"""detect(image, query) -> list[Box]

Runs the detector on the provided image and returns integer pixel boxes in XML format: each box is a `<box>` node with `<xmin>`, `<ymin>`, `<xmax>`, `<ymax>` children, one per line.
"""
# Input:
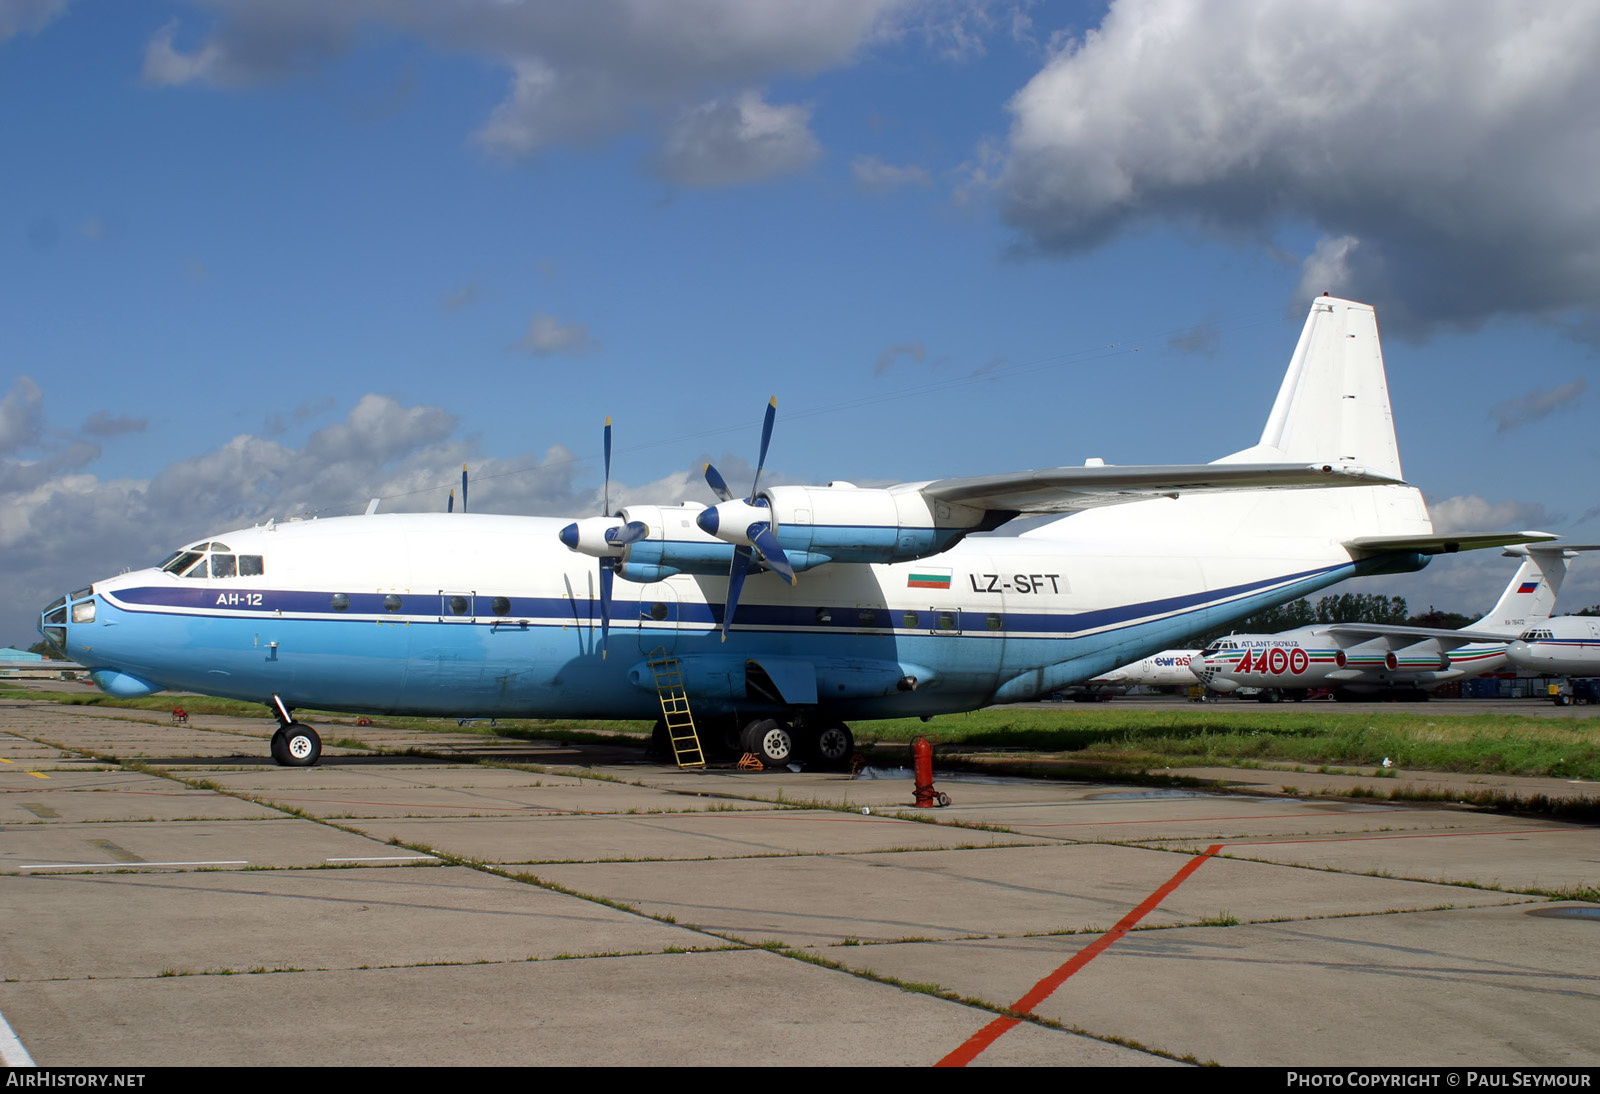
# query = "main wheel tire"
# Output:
<box><xmin>741</xmin><ymin>718</ymin><xmax>794</xmax><ymax>766</ymax></box>
<box><xmin>273</xmin><ymin>723</ymin><xmax>321</xmax><ymax>767</ymax></box>
<box><xmin>647</xmin><ymin>718</ymin><xmax>670</xmax><ymax>758</ymax></box>
<box><xmin>812</xmin><ymin>721</ymin><xmax>855</xmax><ymax>769</ymax></box>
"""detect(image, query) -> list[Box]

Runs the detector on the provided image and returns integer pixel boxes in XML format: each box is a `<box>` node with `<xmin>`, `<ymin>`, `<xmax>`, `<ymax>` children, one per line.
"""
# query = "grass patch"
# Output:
<box><xmin>866</xmin><ymin>707</ymin><xmax>1600</xmax><ymax>781</ymax></box>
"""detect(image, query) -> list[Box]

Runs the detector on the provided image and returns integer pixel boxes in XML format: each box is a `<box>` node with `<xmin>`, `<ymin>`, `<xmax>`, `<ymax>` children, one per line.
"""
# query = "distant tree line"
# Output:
<box><xmin>1187</xmin><ymin>593</ymin><xmax>1459</xmax><ymax>647</ymax></box>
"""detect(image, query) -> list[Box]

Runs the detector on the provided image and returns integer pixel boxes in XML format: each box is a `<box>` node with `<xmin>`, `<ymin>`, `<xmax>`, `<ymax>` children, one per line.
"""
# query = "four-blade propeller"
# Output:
<box><xmin>557</xmin><ymin>401</ymin><xmax>796</xmax><ymax>650</ymax></box>
<box><xmin>556</xmin><ymin>418</ymin><xmax>649</xmax><ymax>656</ymax></box>
<box><xmin>697</xmin><ymin>397</ymin><xmax>796</xmax><ymax>640</ymax></box>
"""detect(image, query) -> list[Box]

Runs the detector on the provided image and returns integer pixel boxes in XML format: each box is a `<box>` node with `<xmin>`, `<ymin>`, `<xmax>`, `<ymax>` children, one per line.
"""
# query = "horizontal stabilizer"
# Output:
<box><xmin>922</xmin><ymin>461</ymin><xmax>1399</xmax><ymax>515</ymax></box>
<box><xmin>1510</xmin><ymin>542</ymin><xmax>1600</xmax><ymax>557</ymax></box>
<box><xmin>1344</xmin><ymin>531</ymin><xmax>1557</xmax><ymax>557</ymax></box>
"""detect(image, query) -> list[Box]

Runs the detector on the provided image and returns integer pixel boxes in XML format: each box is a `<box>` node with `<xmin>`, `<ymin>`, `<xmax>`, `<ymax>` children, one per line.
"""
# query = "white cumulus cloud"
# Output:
<box><xmin>999</xmin><ymin>0</ymin><xmax>1600</xmax><ymax>333</ymax></box>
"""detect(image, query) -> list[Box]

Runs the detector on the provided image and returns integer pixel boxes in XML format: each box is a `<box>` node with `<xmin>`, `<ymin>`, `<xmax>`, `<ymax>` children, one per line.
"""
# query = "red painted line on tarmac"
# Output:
<box><xmin>936</xmin><ymin>843</ymin><xmax>1223</xmax><ymax>1068</ymax></box>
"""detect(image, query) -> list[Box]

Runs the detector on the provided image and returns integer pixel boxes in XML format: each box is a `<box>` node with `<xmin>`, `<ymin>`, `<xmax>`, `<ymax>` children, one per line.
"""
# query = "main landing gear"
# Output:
<box><xmin>738</xmin><ymin>715</ymin><xmax>855</xmax><ymax>770</ymax></box>
<box><xmin>268</xmin><ymin>695</ymin><xmax>322</xmax><ymax>767</ymax></box>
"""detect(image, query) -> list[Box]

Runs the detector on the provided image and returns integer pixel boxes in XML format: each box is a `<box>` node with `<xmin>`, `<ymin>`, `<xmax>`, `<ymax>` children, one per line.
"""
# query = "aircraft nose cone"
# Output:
<box><xmin>558</xmin><ymin>523</ymin><xmax>579</xmax><ymax>550</ymax></box>
<box><xmin>696</xmin><ymin>507</ymin><xmax>720</xmax><ymax>536</ymax></box>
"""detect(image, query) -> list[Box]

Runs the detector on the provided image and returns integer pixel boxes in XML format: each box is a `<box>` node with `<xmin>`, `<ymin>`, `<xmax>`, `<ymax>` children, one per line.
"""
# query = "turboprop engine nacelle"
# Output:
<box><xmin>558</xmin><ymin>516</ymin><xmax>647</xmax><ymax>558</ymax></box>
<box><xmin>695</xmin><ymin>483</ymin><xmax>991</xmax><ymax>567</ymax></box>
<box><xmin>609</xmin><ymin>502</ymin><xmax>738</xmax><ymax>582</ymax></box>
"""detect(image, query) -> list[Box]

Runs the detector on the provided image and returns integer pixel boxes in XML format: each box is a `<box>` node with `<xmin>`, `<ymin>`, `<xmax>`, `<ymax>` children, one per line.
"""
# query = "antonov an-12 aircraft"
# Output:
<box><xmin>39</xmin><ymin>297</ymin><xmax>1550</xmax><ymax>766</ymax></box>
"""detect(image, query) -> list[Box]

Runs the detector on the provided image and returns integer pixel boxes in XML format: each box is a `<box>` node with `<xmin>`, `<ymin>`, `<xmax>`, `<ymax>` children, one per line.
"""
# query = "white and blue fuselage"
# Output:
<box><xmin>48</xmin><ymin>508</ymin><xmax>1410</xmax><ymax>723</ymax></box>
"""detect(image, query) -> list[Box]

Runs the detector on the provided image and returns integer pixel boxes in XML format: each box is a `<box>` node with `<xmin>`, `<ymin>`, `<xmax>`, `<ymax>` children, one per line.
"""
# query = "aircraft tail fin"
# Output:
<box><xmin>1217</xmin><ymin>295</ymin><xmax>1403</xmax><ymax>480</ymax></box>
<box><xmin>1472</xmin><ymin>544</ymin><xmax>1600</xmax><ymax>632</ymax></box>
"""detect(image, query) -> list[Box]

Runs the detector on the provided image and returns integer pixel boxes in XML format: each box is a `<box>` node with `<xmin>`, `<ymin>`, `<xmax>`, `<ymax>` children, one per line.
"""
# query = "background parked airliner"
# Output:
<box><xmin>1189</xmin><ymin>545</ymin><xmax>1592</xmax><ymax>701</ymax></box>
<box><xmin>40</xmin><ymin>297</ymin><xmax>1548</xmax><ymax>765</ymax></box>
<box><xmin>1509</xmin><ymin>616</ymin><xmax>1600</xmax><ymax>678</ymax></box>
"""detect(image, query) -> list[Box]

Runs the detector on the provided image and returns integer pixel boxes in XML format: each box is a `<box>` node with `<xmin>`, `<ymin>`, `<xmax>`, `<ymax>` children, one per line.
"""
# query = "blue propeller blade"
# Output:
<box><xmin>704</xmin><ymin>462</ymin><xmax>733</xmax><ymax>503</ymax></box>
<box><xmin>721</xmin><ymin>546</ymin><xmax>752</xmax><ymax>641</ymax></box>
<box><xmin>607</xmin><ymin>520</ymin><xmax>650</xmax><ymax>547</ymax></box>
<box><xmin>599</xmin><ymin>558</ymin><xmax>615</xmax><ymax>656</ymax></box>
<box><xmin>750</xmin><ymin>524</ymin><xmax>796</xmax><ymax>585</ymax></box>
<box><xmin>603</xmin><ymin>417</ymin><xmax>612</xmax><ymax>515</ymax></box>
<box><xmin>751</xmin><ymin>396</ymin><xmax>776</xmax><ymax>497</ymax></box>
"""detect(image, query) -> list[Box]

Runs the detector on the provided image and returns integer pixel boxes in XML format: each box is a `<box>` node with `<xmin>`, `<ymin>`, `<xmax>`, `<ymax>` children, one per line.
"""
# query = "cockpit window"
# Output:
<box><xmin>164</xmin><ymin>551</ymin><xmax>202</xmax><ymax>575</ymax></box>
<box><xmin>162</xmin><ymin>545</ymin><xmax>265</xmax><ymax>578</ymax></box>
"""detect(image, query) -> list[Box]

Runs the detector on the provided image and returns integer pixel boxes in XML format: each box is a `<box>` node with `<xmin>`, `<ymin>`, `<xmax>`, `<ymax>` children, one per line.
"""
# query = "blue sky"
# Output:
<box><xmin>5</xmin><ymin>0</ymin><xmax>1600</xmax><ymax>645</ymax></box>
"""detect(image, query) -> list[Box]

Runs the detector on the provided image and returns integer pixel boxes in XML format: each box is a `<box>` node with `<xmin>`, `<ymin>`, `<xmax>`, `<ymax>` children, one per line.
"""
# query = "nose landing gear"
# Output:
<box><xmin>268</xmin><ymin>695</ymin><xmax>322</xmax><ymax>767</ymax></box>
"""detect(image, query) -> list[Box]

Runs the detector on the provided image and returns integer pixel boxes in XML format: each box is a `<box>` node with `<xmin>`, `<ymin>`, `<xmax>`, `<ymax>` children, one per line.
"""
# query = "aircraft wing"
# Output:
<box><xmin>1344</xmin><ymin>531</ymin><xmax>1558</xmax><ymax>556</ymax></box>
<box><xmin>1323</xmin><ymin>623</ymin><xmax>1512</xmax><ymax>652</ymax></box>
<box><xmin>918</xmin><ymin>461</ymin><xmax>1399</xmax><ymax>515</ymax></box>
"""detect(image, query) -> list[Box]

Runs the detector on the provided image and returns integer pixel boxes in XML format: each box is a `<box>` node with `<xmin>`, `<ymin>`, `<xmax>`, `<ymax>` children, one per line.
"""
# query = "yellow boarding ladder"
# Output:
<box><xmin>647</xmin><ymin>647</ymin><xmax>705</xmax><ymax>768</ymax></box>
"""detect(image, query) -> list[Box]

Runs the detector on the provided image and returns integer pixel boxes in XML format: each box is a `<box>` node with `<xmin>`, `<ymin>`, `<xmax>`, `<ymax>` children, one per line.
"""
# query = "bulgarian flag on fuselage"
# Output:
<box><xmin>908</xmin><ymin>569</ymin><xmax>952</xmax><ymax>590</ymax></box>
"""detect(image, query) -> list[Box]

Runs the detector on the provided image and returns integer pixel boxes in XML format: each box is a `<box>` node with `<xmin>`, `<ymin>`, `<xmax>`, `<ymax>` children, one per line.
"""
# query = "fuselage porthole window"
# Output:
<box><xmin>859</xmin><ymin>608</ymin><xmax>877</xmax><ymax>627</ymax></box>
<box><xmin>815</xmin><ymin>607</ymin><xmax>833</xmax><ymax>624</ymax></box>
<box><xmin>449</xmin><ymin>595</ymin><xmax>470</xmax><ymax>616</ymax></box>
<box><xmin>649</xmin><ymin>602</ymin><xmax>668</xmax><ymax>622</ymax></box>
<box><xmin>491</xmin><ymin>597</ymin><xmax>511</xmax><ymax>617</ymax></box>
<box><xmin>902</xmin><ymin>610</ymin><xmax>919</xmax><ymax>629</ymax></box>
<box><xmin>384</xmin><ymin>594</ymin><xmax>402</xmax><ymax>613</ymax></box>
<box><xmin>330</xmin><ymin>593</ymin><xmax>350</xmax><ymax>612</ymax></box>
<box><xmin>986</xmin><ymin>613</ymin><xmax>1003</xmax><ymax>631</ymax></box>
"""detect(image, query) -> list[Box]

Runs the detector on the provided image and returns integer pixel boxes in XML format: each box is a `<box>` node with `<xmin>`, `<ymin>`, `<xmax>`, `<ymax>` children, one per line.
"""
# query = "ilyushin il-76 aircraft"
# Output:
<box><xmin>1189</xmin><ymin>544</ymin><xmax>1590</xmax><ymax>701</ymax></box>
<box><xmin>39</xmin><ymin>296</ymin><xmax>1551</xmax><ymax>767</ymax></box>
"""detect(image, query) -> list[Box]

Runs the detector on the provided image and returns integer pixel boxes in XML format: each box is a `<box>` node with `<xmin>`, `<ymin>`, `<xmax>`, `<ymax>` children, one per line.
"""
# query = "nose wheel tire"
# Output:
<box><xmin>271</xmin><ymin>723</ymin><xmax>322</xmax><ymax>767</ymax></box>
